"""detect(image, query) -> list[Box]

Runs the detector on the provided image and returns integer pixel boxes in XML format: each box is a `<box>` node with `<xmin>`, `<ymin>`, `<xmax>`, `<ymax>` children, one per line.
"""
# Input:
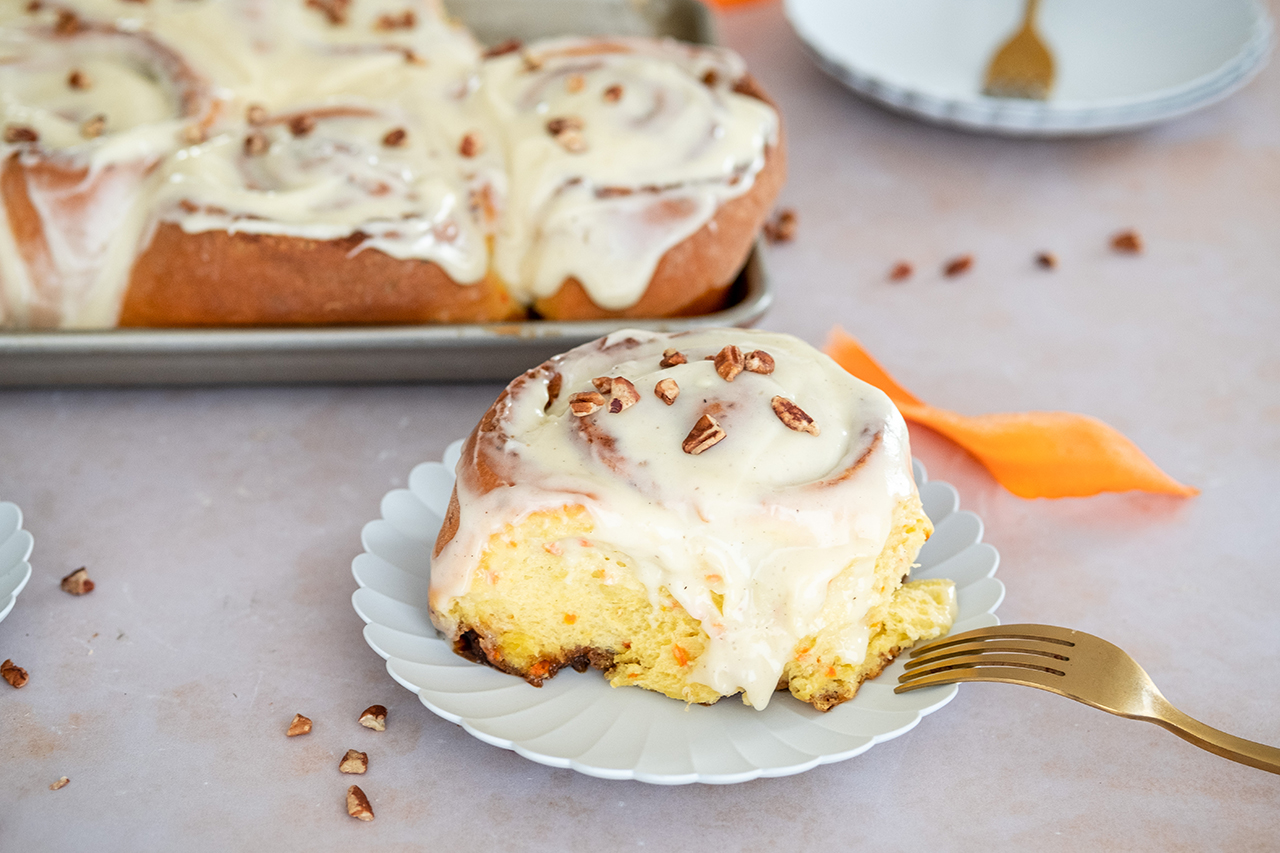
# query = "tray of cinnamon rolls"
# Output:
<box><xmin>0</xmin><ymin>0</ymin><xmax>781</xmax><ymax>385</ymax></box>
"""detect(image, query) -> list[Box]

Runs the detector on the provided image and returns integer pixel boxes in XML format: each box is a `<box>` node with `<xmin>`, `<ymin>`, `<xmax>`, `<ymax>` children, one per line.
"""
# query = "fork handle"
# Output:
<box><xmin>1149</xmin><ymin>695</ymin><xmax>1280</xmax><ymax>774</ymax></box>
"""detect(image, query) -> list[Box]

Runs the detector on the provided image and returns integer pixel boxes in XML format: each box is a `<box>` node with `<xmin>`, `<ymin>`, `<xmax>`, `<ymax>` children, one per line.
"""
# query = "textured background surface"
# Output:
<box><xmin>1</xmin><ymin>1</ymin><xmax>1278</xmax><ymax>848</ymax></box>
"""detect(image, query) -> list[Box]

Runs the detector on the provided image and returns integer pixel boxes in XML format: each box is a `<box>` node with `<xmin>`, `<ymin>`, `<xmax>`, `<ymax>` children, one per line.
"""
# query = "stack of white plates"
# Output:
<box><xmin>785</xmin><ymin>0</ymin><xmax>1273</xmax><ymax>136</ymax></box>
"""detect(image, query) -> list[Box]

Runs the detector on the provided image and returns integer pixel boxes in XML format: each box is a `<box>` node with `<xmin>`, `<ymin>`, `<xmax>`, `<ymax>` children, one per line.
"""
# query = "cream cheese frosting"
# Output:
<box><xmin>430</xmin><ymin>329</ymin><xmax>919</xmax><ymax>709</ymax></box>
<box><xmin>0</xmin><ymin>0</ymin><xmax>778</xmax><ymax>328</ymax></box>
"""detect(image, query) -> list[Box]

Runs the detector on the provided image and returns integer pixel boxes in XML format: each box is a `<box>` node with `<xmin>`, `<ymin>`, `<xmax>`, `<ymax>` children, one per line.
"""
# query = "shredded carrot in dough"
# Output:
<box><xmin>824</xmin><ymin>328</ymin><xmax>1198</xmax><ymax>499</ymax></box>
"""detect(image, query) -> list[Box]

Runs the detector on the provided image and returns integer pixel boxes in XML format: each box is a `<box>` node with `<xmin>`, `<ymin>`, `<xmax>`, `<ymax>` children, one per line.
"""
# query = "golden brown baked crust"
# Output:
<box><xmin>531</xmin><ymin>76</ymin><xmax>786</xmax><ymax>321</ymax></box>
<box><xmin>120</xmin><ymin>224</ymin><xmax>524</xmax><ymax>326</ymax></box>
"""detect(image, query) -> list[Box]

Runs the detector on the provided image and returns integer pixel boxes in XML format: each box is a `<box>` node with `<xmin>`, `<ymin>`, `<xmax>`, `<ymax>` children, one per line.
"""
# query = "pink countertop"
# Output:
<box><xmin>2</xmin><ymin>2</ymin><xmax>1278</xmax><ymax>848</ymax></box>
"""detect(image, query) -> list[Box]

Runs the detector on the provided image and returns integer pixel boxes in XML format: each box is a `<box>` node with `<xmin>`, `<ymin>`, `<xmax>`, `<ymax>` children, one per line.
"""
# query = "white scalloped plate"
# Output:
<box><xmin>352</xmin><ymin>440</ymin><xmax>1003</xmax><ymax>784</ymax></box>
<box><xmin>0</xmin><ymin>502</ymin><xmax>35</xmax><ymax>625</ymax></box>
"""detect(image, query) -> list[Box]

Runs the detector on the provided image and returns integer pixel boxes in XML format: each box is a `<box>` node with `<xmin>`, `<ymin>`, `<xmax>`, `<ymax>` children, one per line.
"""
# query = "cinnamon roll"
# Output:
<box><xmin>430</xmin><ymin>329</ymin><xmax>955</xmax><ymax>711</ymax></box>
<box><xmin>0</xmin><ymin>2</ymin><xmax>783</xmax><ymax>328</ymax></box>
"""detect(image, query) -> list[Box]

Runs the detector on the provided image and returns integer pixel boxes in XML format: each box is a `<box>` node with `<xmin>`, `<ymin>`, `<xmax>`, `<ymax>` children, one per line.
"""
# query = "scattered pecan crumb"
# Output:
<box><xmin>26</xmin><ymin>0</ymin><xmax>42</xmax><ymax>12</ymax></box>
<box><xmin>568</xmin><ymin>391</ymin><xmax>605</xmax><ymax>417</ymax></box>
<box><xmin>61</xmin><ymin>567</ymin><xmax>94</xmax><ymax>595</ymax></box>
<box><xmin>654</xmin><ymin>378</ymin><xmax>680</xmax><ymax>405</ymax></box>
<box><xmin>288</xmin><ymin>114</ymin><xmax>316</xmax><ymax>137</ymax></box>
<box><xmin>4</xmin><ymin>125</ymin><xmax>39</xmax><ymax>144</ymax></box>
<box><xmin>546</xmin><ymin>116</ymin><xmax>584</xmax><ymax>135</ymax></box>
<box><xmin>80</xmin><ymin>114</ymin><xmax>106</xmax><ymax>140</ymax></box>
<box><xmin>771</xmin><ymin>396</ymin><xmax>820</xmax><ymax>436</ymax></box>
<box><xmin>521</xmin><ymin>52</ymin><xmax>543</xmax><ymax>72</ymax></box>
<box><xmin>943</xmin><ymin>254</ymin><xmax>973</xmax><ymax>277</ymax></box>
<box><xmin>1111</xmin><ymin>229</ymin><xmax>1143</xmax><ymax>254</ymax></box>
<box><xmin>346</xmin><ymin>785</ymin><xmax>374</xmax><ymax>821</ymax></box>
<box><xmin>544</xmin><ymin>373</ymin><xmax>562</xmax><ymax>410</ymax></box>
<box><xmin>54</xmin><ymin>9</ymin><xmax>81</xmax><ymax>35</ymax></box>
<box><xmin>382</xmin><ymin>127</ymin><xmax>407</xmax><ymax>148</ymax></box>
<box><xmin>286</xmin><ymin>713</ymin><xmax>312</xmax><ymax>737</ymax></box>
<box><xmin>305</xmin><ymin>0</ymin><xmax>350</xmax><ymax>26</ymax></box>
<box><xmin>888</xmin><ymin>261</ymin><xmax>913</xmax><ymax>282</ymax></box>
<box><xmin>659</xmin><ymin>349</ymin><xmax>687</xmax><ymax>368</ymax></box>
<box><xmin>701</xmin><ymin>69</ymin><xmax>719</xmax><ymax>87</ymax></box>
<box><xmin>565</xmin><ymin>74</ymin><xmax>585</xmax><ymax>94</ymax></box>
<box><xmin>374</xmin><ymin>10</ymin><xmax>415</xmax><ymax>30</ymax></box>
<box><xmin>67</xmin><ymin>69</ymin><xmax>89</xmax><ymax>90</ymax></box>
<box><xmin>50</xmin><ymin>776</ymin><xmax>70</xmax><ymax>791</ymax></box>
<box><xmin>2</xmin><ymin>659</ymin><xmax>29</xmax><ymax>689</ymax></box>
<box><xmin>713</xmin><ymin>345</ymin><xmax>744</xmax><ymax>382</ymax></box>
<box><xmin>1035</xmin><ymin>251</ymin><xmax>1058</xmax><ymax>269</ymax></box>
<box><xmin>762</xmin><ymin>208</ymin><xmax>797</xmax><ymax>243</ymax></box>
<box><xmin>339</xmin><ymin>749</ymin><xmax>368</xmax><ymax>774</ymax></box>
<box><xmin>245</xmin><ymin>104</ymin><xmax>268</xmax><ymax>126</ymax></box>
<box><xmin>359</xmin><ymin>704</ymin><xmax>388</xmax><ymax>731</ymax></box>
<box><xmin>744</xmin><ymin>350</ymin><xmax>774</xmax><ymax>375</ymax></box>
<box><xmin>603</xmin><ymin>84</ymin><xmax>623</xmax><ymax>102</ymax></box>
<box><xmin>181</xmin><ymin>124</ymin><xmax>205</xmax><ymax>144</ymax></box>
<box><xmin>483</xmin><ymin>38</ymin><xmax>522</xmax><ymax>58</ymax></box>
<box><xmin>243</xmin><ymin>131</ymin><xmax>270</xmax><ymax>156</ymax></box>
<box><xmin>458</xmin><ymin>131</ymin><xmax>482</xmax><ymax>157</ymax></box>
<box><xmin>682</xmin><ymin>414</ymin><xmax>726</xmax><ymax>455</ymax></box>
<box><xmin>608</xmin><ymin>377</ymin><xmax>641</xmax><ymax>414</ymax></box>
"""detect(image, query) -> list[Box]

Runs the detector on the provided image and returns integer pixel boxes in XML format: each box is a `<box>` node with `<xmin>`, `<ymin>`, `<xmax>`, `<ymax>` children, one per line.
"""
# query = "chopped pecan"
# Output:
<box><xmin>608</xmin><ymin>377</ymin><xmax>640</xmax><ymax>413</ymax></box>
<box><xmin>305</xmin><ymin>0</ymin><xmax>350</xmax><ymax>26</ymax></box>
<box><xmin>339</xmin><ymin>749</ymin><xmax>368</xmax><ymax>774</ymax></box>
<box><xmin>346</xmin><ymin>785</ymin><xmax>374</xmax><ymax>821</ymax></box>
<box><xmin>771</xmin><ymin>396</ymin><xmax>820</xmax><ymax>436</ymax></box>
<box><xmin>181</xmin><ymin>124</ymin><xmax>206</xmax><ymax>145</ymax></box>
<box><xmin>654</xmin><ymin>378</ymin><xmax>680</xmax><ymax>406</ymax></box>
<box><xmin>243</xmin><ymin>131</ymin><xmax>270</xmax><ymax>156</ymax></box>
<box><xmin>1</xmin><ymin>659</ymin><xmax>28</xmax><ymax>689</ymax></box>
<box><xmin>713</xmin><ymin>345</ymin><xmax>744</xmax><ymax>382</ymax></box>
<box><xmin>1111</xmin><ymin>229</ymin><xmax>1143</xmax><ymax>253</ymax></box>
<box><xmin>546</xmin><ymin>117</ymin><xmax>586</xmax><ymax>153</ymax></box>
<box><xmin>80</xmin><ymin>114</ymin><xmax>106</xmax><ymax>139</ymax></box>
<box><xmin>483</xmin><ymin>38</ymin><xmax>522</xmax><ymax>58</ymax></box>
<box><xmin>568</xmin><ymin>391</ymin><xmax>605</xmax><ymax>417</ymax></box>
<box><xmin>54</xmin><ymin>9</ymin><xmax>81</xmax><ymax>35</ymax></box>
<box><xmin>701</xmin><ymin>69</ymin><xmax>720</xmax><ymax>87</ymax></box>
<box><xmin>50</xmin><ymin>777</ymin><xmax>70</xmax><ymax>790</ymax></box>
<box><xmin>744</xmin><ymin>350</ymin><xmax>774</xmax><ymax>375</ymax></box>
<box><xmin>374</xmin><ymin>10</ymin><xmax>415</xmax><ymax>30</ymax></box>
<box><xmin>286</xmin><ymin>713</ymin><xmax>312</xmax><ymax>737</ymax></box>
<box><xmin>4</xmin><ymin>125</ymin><xmax>38</xmax><ymax>144</ymax></box>
<box><xmin>458</xmin><ymin>131</ymin><xmax>482</xmax><ymax>157</ymax></box>
<box><xmin>67</xmin><ymin>69</ymin><xmax>89</xmax><ymax>90</ymax></box>
<box><xmin>682</xmin><ymin>414</ymin><xmax>726</xmax><ymax>455</ymax></box>
<box><xmin>762</xmin><ymin>208</ymin><xmax>797</xmax><ymax>243</ymax></box>
<box><xmin>943</xmin><ymin>254</ymin><xmax>973</xmax><ymax>277</ymax></box>
<box><xmin>288</xmin><ymin>114</ymin><xmax>316</xmax><ymax>137</ymax></box>
<box><xmin>1036</xmin><ymin>251</ymin><xmax>1058</xmax><ymax>269</ymax></box>
<box><xmin>358</xmin><ymin>704</ymin><xmax>388</xmax><ymax>731</ymax></box>
<box><xmin>61</xmin><ymin>567</ymin><xmax>94</xmax><ymax>595</ymax></box>
<box><xmin>245</xmin><ymin>103</ymin><xmax>268</xmax><ymax>126</ymax></box>
<box><xmin>659</xmin><ymin>349</ymin><xmax>687</xmax><ymax>368</ymax></box>
<box><xmin>565</xmin><ymin>74</ymin><xmax>585</xmax><ymax>94</ymax></box>
<box><xmin>591</xmin><ymin>376</ymin><xmax>613</xmax><ymax>394</ymax></box>
<box><xmin>888</xmin><ymin>261</ymin><xmax>913</xmax><ymax>282</ymax></box>
<box><xmin>382</xmin><ymin>127</ymin><xmax>407</xmax><ymax>148</ymax></box>
<box><xmin>603</xmin><ymin>84</ymin><xmax>624</xmax><ymax>102</ymax></box>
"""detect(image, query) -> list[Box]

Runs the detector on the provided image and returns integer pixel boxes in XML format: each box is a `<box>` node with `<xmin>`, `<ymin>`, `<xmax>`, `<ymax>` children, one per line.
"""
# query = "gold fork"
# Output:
<box><xmin>896</xmin><ymin>623</ymin><xmax>1280</xmax><ymax>774</ymax></box>
<box><xmin>982</xmin><ymin>0</ymin><xmax>1055</xmax><ymax>100</ymax></box>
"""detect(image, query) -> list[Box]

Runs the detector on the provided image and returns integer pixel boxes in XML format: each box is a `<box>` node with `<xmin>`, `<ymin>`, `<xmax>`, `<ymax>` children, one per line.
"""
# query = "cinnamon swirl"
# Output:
<box><xmin>430</xmin><ymin>329</ymin><xmax>955</xmax><ymax>711</ymax></box>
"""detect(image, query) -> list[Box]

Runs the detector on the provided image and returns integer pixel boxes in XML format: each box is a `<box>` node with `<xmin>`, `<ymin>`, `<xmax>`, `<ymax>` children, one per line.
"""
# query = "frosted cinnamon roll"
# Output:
<box><xmin>0</xmin><ymin>4</ymin><xmax>212</xmax><ymax>327</ymax></box>
<box><xmin>430</xmin><ymin>329</ymin><xmax>955</xmax><ymax>711</ymax></box>
<box><xmin>478</xmin><ymin>37</ymin><xmax>785</xmax><ymax>320</ymax></box>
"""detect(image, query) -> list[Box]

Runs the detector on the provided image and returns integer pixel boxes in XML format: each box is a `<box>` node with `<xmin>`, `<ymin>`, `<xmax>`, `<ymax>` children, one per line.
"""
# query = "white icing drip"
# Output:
<box><xmin>430</xmin><ymin>330</ymin><xmax>917</xmax><ymax>710</ymax></box>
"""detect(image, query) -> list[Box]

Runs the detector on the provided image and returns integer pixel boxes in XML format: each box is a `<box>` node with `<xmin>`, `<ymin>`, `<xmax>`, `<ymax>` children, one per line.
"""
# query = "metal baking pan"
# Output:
<box><xmin>0</xmin><ymin>0</ymin><xmax>774</xmax><ymax>387</ymax></box>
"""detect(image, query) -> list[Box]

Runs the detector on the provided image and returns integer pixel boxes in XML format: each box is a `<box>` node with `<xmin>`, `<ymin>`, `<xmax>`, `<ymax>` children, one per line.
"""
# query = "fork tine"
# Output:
<box><xmin>904</xmin><ymin>638</ymin><xmax>1071</xmax><ymax>671</ymax></box>
<box><xmin>895</xmin><ymin>663</ymin><xmax>1066</xmax><ymax>694</ymax></box>
<box><xmin>898</xmin><ymin>652</ymin><xmax>1066</xmax><ymax>683</ymax></box>
<box><xmin>908</xmin><ymin>623</ymin><xmax>1079</xmax><ymax>658</ymax></box>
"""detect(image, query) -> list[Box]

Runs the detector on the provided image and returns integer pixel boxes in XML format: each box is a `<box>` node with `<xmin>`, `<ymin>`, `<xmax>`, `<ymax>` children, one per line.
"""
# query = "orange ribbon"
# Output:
<box><xmin>824</xmin><ymin>328</ymin><xmax>1198</xmax><ymax>499</ymax></box>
